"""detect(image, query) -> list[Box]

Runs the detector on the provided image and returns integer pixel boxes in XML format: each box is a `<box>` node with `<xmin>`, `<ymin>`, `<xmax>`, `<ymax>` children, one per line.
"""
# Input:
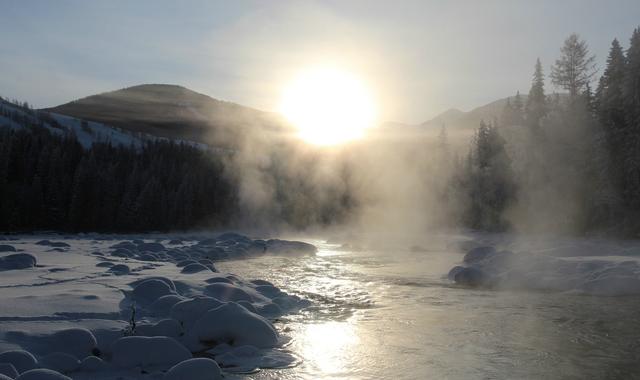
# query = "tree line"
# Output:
<box><xmin>0</xmin><ymin>124</ymin><xmax>237</xmax><ymax>232</ymax></box>
<box><xmin>450</xmin><ymin>27</ymin><xmax>640</xmax><ymax>235</ymax></box>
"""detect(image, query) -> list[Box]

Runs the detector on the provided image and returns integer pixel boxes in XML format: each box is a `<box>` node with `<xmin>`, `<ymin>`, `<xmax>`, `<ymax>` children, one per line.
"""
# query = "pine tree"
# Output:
<box><xmin>551</xmin><ymin>34</ymin><xmax>598</xmax><ymax>97</ymax></box>
<box><xmin>526</xmin><ymin>58</ymin><xmax>547</xmax><ymax>129</ymax></box>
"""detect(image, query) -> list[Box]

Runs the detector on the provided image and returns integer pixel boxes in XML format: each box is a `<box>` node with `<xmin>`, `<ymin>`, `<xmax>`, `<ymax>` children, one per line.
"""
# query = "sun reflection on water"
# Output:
<box><xmin>300</xmin><ymin>321</ymin><xmax>359</xmax><ymax>376</ymax></box>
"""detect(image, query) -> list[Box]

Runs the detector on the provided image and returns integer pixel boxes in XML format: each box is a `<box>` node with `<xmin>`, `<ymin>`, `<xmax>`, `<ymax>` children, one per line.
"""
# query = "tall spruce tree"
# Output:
<box><xmin>526</xmin><ymin>58</ymin><xmax>547</xmax><ymax>129</ymax></box>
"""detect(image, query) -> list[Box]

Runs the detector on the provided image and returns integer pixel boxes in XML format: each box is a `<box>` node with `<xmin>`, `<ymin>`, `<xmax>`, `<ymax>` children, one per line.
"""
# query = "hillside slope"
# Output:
<box><xmin>46</xmin><ymin>84</ymin><xmax>289</xmax><ymax>144</ymax></box>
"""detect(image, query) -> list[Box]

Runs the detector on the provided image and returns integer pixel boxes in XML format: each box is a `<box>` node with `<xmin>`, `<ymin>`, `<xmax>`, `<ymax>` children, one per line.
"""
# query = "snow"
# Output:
<box><xmin>204</xmin><ymin>283</ymin><xmax>255</xmax><ymax>302</ymax></box>
<box><xmin>39</xmin><ymin>352</ymin><xmax>81</xmax><ymax>373</ymax></box>
<box><xmin>110</xmin><ymin>336</ymin><xmax>192</xmax><ymax>369</ymax></box>
<box><xmin>181</xmin><ymin>263</ymin><xmax>212</xmax><ymax>274</ymax></box>
<box><xmin>136</xmin><ymin>319</ymin><xmax>182</xmax><ymax>338</ymax></box>
<box><xmin>0</xmin><ymin>100</ymin><xmax>212</xmax><ymax>151</ymax></box>
<box><xmin>163</xmin><ymin>358</ymin><xmax>222</xmax><ymax>380</ymax></box>
<box><xmin>45</xmin><ymin>329</ymin><xmax>98</xmax><ymax>359</ymax></box>
<box><xmin>131</xmin><ymin>279</ymin><xmax>176</xmax><ymax>304</ymax></box>
<box><xmin>0</xmin><ymin>350</ymin><xmax>37</xmax><ymax>373</ymax></box>
<box><xmin>78</xmin><ymin>356</ymin><xmax>106</xmax><ymax>372</ymax></box>
<box><xmin>0</xmin><ymin>232</ymin><xmax>312</xmax><ymax>378</ymax></box>
<box><xmin>169</xmin><ymin>297</ymin><xmax>224</xmax><ymax>330</ymax></box>
<box><xmin>448</xmin><ymin>237</ymin><xmax>640</xmax><ymax>296</ymax></box>
<box><xmin>16</xmin><ymin>369</ymin><xmax>72</xmax><ymax>380</ymax></box>
<box><xmin>0</xmin><ymin>363</ymin><xmax>18</xmax><ymax>379</ymax></box>
<box><xmin>185</xmin><ymin>302</ymin><xmax>279</xmax><ymax>351</ymax></box>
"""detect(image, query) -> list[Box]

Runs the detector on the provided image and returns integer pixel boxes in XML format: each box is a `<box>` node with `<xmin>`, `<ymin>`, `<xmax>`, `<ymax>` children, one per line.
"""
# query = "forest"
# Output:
<box><xmin>451</xmin><ymin>28</ymin><xmax>640</xmax><ymax>236</ymax></box>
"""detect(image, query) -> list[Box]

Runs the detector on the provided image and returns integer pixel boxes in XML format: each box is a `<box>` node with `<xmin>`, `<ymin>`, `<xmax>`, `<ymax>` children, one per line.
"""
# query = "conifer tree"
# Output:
<box><xmin>551</xmin><ymin>34</ymin><xmax>598</xmax><ymax>97</ymax></box>
<box><xmin>526</xmin><ymin>58</ymin><xmax>547</xmax><ymax>129</ymax></box>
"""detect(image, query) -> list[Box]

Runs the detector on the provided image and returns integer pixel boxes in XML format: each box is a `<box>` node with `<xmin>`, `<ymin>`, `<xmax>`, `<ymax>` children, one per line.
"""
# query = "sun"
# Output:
<box><xmin>279</xmin><ymin>67</ymin><xmax>377</xmax><ymax>146</ymax></box>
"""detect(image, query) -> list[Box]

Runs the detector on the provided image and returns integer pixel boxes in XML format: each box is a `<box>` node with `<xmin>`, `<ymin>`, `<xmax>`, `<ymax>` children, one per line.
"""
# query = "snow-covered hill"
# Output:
<box><xmin>0</xmin><ymin>99</ymin><xmax>212</xmax><ymax>151</ymax></box>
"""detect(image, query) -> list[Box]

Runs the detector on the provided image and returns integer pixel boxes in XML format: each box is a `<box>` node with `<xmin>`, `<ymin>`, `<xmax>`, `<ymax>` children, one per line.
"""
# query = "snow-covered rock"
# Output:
<box><xmin>132</xmin><ymin>279</ymin><xmax>176</xmax><ymax>304</ymax></box>
<box><xmin>452</xmin><ymin>267</ymin><xmax>489</xmax><ymax>287</ymax></box>
<box><xmin>163</xmin><ymin>358</ymin><xmax>222</xmax><ymax>380</ymax></box>
<box><xmin>449</xmin><ymin>245</ymin><xmax>640</xmax><ymax>296</ymax></box>
<box><xmin>137</xmin><ymin>319</ymin><xmax>183</xmax><ymax>338</ymax></box>
<box><xmin>265</xmin><ymin>239</ymin><xmax>317</xmax><ymax>255</ymax></box>
<box><xmin>0</xmin><ymin>254</ymin><xmax>37</xmax><ymax>271</ymax></box>
<box><xmin>137</xmin><ymin>242</ymin><xmax>165</xmax><ymax>253</ymax></box>
<box><xmin>110</xmin><ymin>336</ymin><xmax>192</xmax><ymax>369</ymax></box>
<box><xmin>170</xmin><ymin>297</ymin><xmax>224</xmax><ymax>330</ymax></box>
<box><xmin>45</xmin><ymin>328</ymin><xmax>98</xmax><ymax>359</ymax></box>
<box><xmin>204</xmin><ymin>283</ymin><xmax>253</xmax><ymax>302</ymax></box>
<box><xmin>79</xmin><ymin>356</ymin><xmax>107</xmax><ymax>372</ymax></box>
<box><xmin>39</xmin><ymin>352</ymin><xmax>80</xmax><ymax>374</ymax></box>
<box><xmin>149</xmin><ymin>294</ymin><xmax>185</xmax><ymax>316</ymax></box>
<box><xmin>108</xmin><ymin>264</ymin><xmax>130</xmax><ymax>275</ymax></box>
<box><xmin>0</xmin><ymin>350</ymin><xmax>38</xmax><ymax>373</ymax></box>
<box><xmin>0</xmin><ymin>245</ymin><xmax>16</xmax><ymax>253</ymax></box>
<box><xmin>181</xmin><ymin>263</ymin><xmax>211</xmax><ymax>274</ymax></box>
<box><xmin>186</xmin><ymin>302</ymin><xmax>279</xmax><ymax>351</ymax></box>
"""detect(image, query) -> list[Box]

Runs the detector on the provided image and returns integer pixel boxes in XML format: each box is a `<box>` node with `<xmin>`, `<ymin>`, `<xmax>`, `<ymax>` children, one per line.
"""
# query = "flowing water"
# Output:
<box><xmin>218</xmin><ymin>237</ymin><xmax>640</xmax><ymax>380</ymax></box>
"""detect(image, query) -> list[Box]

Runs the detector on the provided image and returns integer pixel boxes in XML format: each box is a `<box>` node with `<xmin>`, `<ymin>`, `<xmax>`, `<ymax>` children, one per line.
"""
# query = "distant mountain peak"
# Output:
<box><xmin>421</xmin><ymin>96</ymin><xmax>528</xmax><ymax>131</ymax></box>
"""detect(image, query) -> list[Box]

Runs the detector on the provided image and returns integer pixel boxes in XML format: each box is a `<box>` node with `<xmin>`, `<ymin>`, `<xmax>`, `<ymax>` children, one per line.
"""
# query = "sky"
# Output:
<box><xmin>1</xmin><ymin>0</ymin><xmax>639</xmax><ymax>124</ymax></box>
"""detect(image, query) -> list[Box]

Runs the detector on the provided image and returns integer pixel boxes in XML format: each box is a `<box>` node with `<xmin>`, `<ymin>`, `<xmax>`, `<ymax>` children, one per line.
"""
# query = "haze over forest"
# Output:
<box><xmin>4</xmin><ymin>3</ymin><xmax>640</xmax><ymax>380</ymax></box>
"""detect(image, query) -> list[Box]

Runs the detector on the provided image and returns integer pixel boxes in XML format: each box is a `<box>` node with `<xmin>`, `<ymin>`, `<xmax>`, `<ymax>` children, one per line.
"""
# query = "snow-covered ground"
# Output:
<box><xmin>0</xmin><ymin>233</ymin><xmax>316</xmax><ymax>379</ymax></box>
<box><xmin>0</xmin><ymin>100</ymin><xmax>213</xmax><ymax>151</ymax></box>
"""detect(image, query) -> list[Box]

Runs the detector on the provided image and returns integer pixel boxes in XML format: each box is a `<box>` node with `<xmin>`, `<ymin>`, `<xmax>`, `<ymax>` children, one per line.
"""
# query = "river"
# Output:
<box><xmin>218</xmin><ymin>235</ymin><xmax>640</xmax><ymax>380</ymax></box>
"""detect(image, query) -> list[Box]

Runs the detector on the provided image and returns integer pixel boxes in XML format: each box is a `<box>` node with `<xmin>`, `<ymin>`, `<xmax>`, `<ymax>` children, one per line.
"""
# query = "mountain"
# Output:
<box><xmin>421</xmin><ymin>96</ymin><xmax>527</xmax><ymax>131</ymax></box>
<box><xmin>46</xmin><ymin>84</ymin><xmax>289</xmax><ymax>144</ymax></box>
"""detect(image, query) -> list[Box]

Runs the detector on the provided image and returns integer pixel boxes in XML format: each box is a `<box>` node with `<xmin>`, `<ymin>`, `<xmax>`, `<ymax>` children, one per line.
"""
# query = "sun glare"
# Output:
<box><xmin>279</xmin><ymin>67</ymin><xmax>376</xmax><ymax>146</ymax></box>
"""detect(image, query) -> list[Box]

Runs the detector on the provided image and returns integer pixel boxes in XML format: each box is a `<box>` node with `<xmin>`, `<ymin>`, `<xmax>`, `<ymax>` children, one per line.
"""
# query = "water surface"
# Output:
<box><xmin>218</xmin><ymin>238</ymin><xmax>640</xmax><ymax>380</ymax></box>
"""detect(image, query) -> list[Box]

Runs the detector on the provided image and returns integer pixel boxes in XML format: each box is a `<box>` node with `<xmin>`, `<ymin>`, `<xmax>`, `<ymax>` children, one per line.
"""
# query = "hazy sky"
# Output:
<box><xmin>1</xmin><ymin>0</ymin><xmax>639</xmax><ymax>123</ymax></box>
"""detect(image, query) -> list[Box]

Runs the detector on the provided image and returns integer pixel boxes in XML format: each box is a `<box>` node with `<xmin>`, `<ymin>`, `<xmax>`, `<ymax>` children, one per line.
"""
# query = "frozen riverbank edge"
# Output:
<box><xmin>448</xmin><ymin>236</ymin><xmax>640</xmax><ymax>296</ymax></box>
<box><xmin>0</xmin><ymin>232</ymin><xmax>317</xmax><ymax>380</ymax></box>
